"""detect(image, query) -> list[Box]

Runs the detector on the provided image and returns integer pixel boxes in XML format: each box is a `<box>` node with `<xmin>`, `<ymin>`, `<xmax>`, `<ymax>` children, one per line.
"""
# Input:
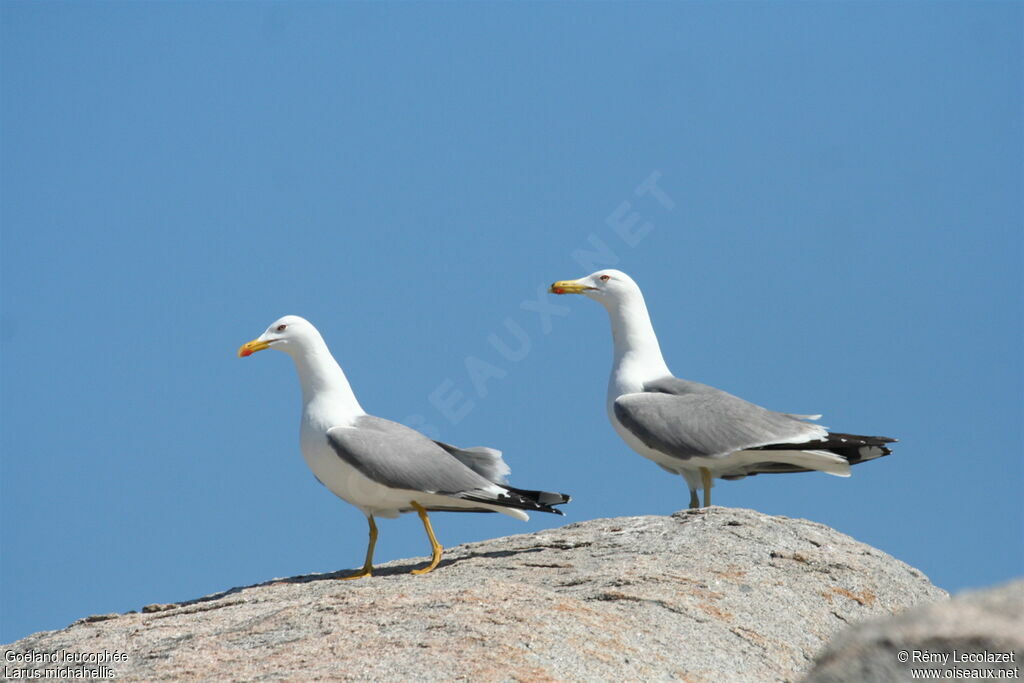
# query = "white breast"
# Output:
<box><xmin>299</xmin><ymin>404</ymin><xmax>408</xmax><ymax>518</ymax></box>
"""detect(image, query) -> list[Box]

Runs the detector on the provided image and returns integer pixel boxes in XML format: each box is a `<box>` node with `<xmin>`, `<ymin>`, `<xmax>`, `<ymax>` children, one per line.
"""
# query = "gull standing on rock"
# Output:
<box><xmin>549</xmin><ymin>270</ymin><xmax>895</xmax><ymax>509</ymax></box>
<box><xmin>239</xmin><ymin>315</ymin><xmax>570</xmax><ymax>578</ymax></box>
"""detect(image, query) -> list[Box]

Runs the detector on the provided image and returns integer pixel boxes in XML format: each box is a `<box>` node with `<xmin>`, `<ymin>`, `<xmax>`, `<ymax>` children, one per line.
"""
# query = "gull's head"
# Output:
<box><xmin>238</xmin><ymin>315</ymin><xmax>319</xmax><ymax>357</ymax></box>
<box><xmin>548</xmin><ymin>269</ymin><xmax>640</xmax><ymax>305</ymax></box>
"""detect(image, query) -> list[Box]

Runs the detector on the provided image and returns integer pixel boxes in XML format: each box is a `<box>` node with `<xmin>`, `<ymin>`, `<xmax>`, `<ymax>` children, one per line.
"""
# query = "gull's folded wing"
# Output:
<box><xmin>613</xmin><ymin>377</ymin><xmax>827</xmax><ymax>461</ymax></box>
<box><xmin>327</xmin><ymin>416</ymin><xmax>493</xmax><ymax>496</ymax></box>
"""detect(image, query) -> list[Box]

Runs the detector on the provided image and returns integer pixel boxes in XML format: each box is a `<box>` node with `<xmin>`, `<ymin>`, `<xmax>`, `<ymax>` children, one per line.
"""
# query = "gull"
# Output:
<box><xmin>238</xmin><ymin>315</ymin><xmax>569</xmax><ymax>578</ymax></box>
<box><xmin>549</xmin><ymin>269</ymin><xmax>894</xmax><ymax>508</ymax></box>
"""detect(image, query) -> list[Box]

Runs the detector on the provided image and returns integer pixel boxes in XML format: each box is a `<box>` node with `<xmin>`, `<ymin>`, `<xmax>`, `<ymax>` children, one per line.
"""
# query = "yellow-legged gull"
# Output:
<box><xmin>549</xmin><ymin>269</ymin><xmax>894</xmax><ymax>508</ymax></box>
<box><xmin>239</xmin><ymin>315</ymin><xmax>570</xmax><ymax>578</ymax></box>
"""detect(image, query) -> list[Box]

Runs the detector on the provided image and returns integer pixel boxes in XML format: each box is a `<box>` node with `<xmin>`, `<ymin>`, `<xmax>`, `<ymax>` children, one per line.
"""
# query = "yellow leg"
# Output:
<box><xmin>409</xmin><ymin>501</ymin><xmax>443</xmax><ymax>575</ymax></box>
<box><xmin>339</xmin><ymin>515</ymin><xmax>377</xmax><ymax>580</ymax></box>
<box><xmin>701</xmin><ymin>468</ymin><xmax>712</xmax><ymax>508</ymax></box>
<box><xmin>688</xmin><ymin>489</ymin><xmax>700</xmax><ymax>509</ymax></box>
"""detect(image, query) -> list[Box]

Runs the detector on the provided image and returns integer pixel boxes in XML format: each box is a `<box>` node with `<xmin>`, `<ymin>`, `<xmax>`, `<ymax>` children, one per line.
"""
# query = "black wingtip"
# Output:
<box><xmin>504</xmin><ymin>485</ymin><xmax>572</xmax><ymax>511</ymax></box>
<box><xmin>461</xmin><ymin>486</ymin><xmax>572</xmax><ymax>516</ymax></box>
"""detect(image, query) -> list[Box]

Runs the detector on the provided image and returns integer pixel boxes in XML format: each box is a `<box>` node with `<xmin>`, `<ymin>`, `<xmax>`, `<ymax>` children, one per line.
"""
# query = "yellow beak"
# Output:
<box><xmin>238</xmin><ymin>339</ymin><xmax>271</xmax><ymax>357</ymax></box>
<box><xmin>549</xmin><ymin>279</ymin><xmax>596</xmax><ymax>295</ymax></box>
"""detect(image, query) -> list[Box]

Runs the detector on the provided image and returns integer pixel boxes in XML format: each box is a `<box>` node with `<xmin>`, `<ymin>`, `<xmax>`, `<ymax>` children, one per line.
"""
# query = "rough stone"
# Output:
<box><xmin>802</xmin><ymin>580</ymin><xmax>1023</xmax><ymax>682</ymax></box>
<box><xmin>2</xmin><ymin>507</ymin><xmax>945</xmax><ymax>682</ymax></box>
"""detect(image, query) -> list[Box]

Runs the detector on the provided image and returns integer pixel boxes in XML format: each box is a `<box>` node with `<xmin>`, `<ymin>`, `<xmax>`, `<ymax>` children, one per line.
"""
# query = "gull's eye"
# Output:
<box><xmin>276</xmin><ymin>324</ymin><xmax>287</xmax><ymax>332</ymax></box>
<box><xmin>599</xmin><ymin>274</ymin><xmax>611</xmax><ymax>282</ymax></box>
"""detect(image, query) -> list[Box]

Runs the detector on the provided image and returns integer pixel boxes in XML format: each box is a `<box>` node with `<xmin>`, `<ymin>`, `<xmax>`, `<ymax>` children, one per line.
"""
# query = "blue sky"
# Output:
<box><xmin>2</xmin><ymin>2</ymin><xmax>1020</xmax><ymax>644</ymax></box>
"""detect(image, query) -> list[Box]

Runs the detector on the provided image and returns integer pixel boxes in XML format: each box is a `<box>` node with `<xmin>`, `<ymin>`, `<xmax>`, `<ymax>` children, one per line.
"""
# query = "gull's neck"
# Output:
<box><xmin>602</xmin><ymin>290</ymin><xmax>671</xmax><ymax>398</ymax></box>
<box><xmin>288</xmin><ymin>338</ymin><xmax>364</xmax><ymax>422</ymax></box>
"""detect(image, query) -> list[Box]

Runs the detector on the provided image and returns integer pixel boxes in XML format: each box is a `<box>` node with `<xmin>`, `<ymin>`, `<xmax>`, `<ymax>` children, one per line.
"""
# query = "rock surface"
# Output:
<box><xmin>802</xmin><ymin>580</ymin><xmax>1023</xmax><ymax>682</ymax></box>
<box><xmin>3</xmin><ymin>508</ymin><xmax>945</xmax><ymax>682</ymax></box>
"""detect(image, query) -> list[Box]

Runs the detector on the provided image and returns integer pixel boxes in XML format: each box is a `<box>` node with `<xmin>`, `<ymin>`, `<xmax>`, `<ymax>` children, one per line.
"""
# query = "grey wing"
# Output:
<box><xmin>613</xmin><ymin>377</ymin><xmax>827</xmax><ymax>460</ymax></box>
<box><xmin>433</xmin><ymin>441</ymin><xmax>511</xmax><ymax>485</ymax></box>
<box><xmin>326</xmin><ymin>416</ymin><xmax>495</xmax><ymax>495</ymax></box>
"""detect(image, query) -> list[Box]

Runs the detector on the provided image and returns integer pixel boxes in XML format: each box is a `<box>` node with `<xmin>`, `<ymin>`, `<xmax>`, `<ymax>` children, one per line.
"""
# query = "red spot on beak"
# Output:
<box><xmin>239</xmin><ymin>347</ymin><xmax>253</xmax><ymax>357</ymax></box>
<box><xmin>554</xmin><ymin>287</ymin><xmax>565</xmax><ymax>294</ymax></box>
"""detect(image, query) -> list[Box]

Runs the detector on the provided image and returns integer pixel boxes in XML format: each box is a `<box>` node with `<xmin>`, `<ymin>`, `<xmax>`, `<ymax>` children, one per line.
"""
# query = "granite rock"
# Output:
<box><xmin>2</xmin><ymin>507</ymin><xmax>946</xmax><ymax>682</ymax></box>
<box><xmin>802</xmin><ymin>579</ymin><xmax>1023</xmax><ymax>682</ymax></box>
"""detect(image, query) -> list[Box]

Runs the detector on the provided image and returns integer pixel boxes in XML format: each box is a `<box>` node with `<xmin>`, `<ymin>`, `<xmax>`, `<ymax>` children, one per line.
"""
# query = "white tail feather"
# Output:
<box><xmin>729</xmin><ymin>449</ymin><xmax>851</xmax><ymax>477</ymax></box>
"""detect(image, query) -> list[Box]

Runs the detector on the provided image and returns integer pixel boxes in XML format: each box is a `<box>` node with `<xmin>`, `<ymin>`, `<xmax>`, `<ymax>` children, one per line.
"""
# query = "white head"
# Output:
<box><xmin>548</xmin><ymin>269</ymin><xmax>643</xmax><ymax>308</ymax></box>
<box><xmin>549</xmin><ymin>268</ymin><xmax>668</xmax><ymax>376</ymax></box>
<box><xmin>237</xmin><ymin>315</ymin><xmax>325</xmax><ymax>357</ymax></box>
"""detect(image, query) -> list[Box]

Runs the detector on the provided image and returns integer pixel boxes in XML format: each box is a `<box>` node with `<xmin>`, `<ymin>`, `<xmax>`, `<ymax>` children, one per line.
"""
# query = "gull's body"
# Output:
<box><xmin>550</xmin><ymin>270</ymin><xmax>894</xmax><ymax>508</ymax></box>
<box><xmin>239</xmin><ymin>316</ymin><xmax>569</xmax><ymax>577</ymax></box>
